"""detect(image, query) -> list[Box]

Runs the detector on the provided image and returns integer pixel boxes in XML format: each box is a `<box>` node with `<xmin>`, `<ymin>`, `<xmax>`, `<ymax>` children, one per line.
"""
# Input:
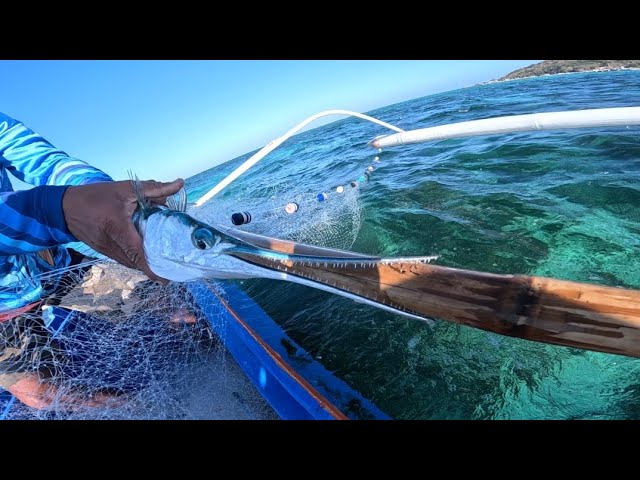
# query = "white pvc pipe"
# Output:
<box><xmin>369</xmin><ymin>107</ymin><xmax>640</xmax><ymax>148</ymax></box>
<box><xmin>195</xmin><ymin>109</ymin><xmax>403</xmax><ymax>207</ymax></box>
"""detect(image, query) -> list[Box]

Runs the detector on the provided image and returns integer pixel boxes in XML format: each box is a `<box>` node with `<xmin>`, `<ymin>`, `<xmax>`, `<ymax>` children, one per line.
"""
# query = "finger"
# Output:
<box><xmin>148</xmin><ymin>195</ymin><xmax>170</xmax><ymax>207</ymax></box>
<box><xmin>87</xmin><ymin>237</ymin><xmax>138</xmax><ymax>271</ymax></box>
<box><xmin>147</xmin><ymin>178</ymin><xmax>185</xmax><ymax>207</ymax></box>
<box><xmin>112</xmin><ymin>220</ymin><xmax>169</xmax><ymax>285</ymax></box>
<box><xmin>142</xmin><ymin>178</ymin><xmax>184</xmax><ymax>200</ymax></box>
<box><xmin>103</xmin><ymin>246</ymin><xmax>137</xmax><ymax>271</ymax></box>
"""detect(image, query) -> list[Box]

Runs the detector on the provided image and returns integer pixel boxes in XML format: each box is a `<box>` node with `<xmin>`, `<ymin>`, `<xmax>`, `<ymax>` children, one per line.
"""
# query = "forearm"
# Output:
<box><xmin>0</xmin><ymin>112</ymin><xmax>113</xmax><ymax>186</ymax></box>
<box><xmin>0</xmin><ymin>186</ymin><xmax>76</xmax><ymax>255</ymax></box>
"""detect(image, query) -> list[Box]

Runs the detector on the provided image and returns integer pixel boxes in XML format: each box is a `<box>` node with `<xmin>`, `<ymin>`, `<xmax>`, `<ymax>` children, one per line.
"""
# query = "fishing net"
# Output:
<box><xmin>0</xmin><ymin>121</ymin><xmax>381</xmax><ymax>420</ymax></box>
<box><xmin>192</xmin><ymin>180</ymin><xmax>364</xmax><ymax>251</ymax></box>
<box><xmin>0</xmin><ymin>257</ymin><xmax>279</xmax><ymax>419</ymax></box>
<box><xmin>187</xmin><ymin>114</ymin><xmax>386</xmax><ymax>252</ymax></box>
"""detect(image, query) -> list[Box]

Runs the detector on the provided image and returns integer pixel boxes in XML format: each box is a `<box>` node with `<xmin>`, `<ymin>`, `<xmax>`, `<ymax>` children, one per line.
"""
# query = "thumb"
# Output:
<box><xmin>142</xmin><ymin>178</ymin><xmax>185</xmax><ymax>198</ymax></box>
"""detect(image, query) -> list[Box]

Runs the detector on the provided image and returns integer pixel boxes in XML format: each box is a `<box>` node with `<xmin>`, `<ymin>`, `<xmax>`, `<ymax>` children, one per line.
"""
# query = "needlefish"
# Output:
<box><xmin>131</xmin><ymin>179</ymin><xmax>640</xmax><ymax>358</ymax></box>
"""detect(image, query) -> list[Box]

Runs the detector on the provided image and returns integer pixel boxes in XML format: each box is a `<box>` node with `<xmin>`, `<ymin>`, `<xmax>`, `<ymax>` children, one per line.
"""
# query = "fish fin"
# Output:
<box><xmin>166</xmin><ymin>186</ymin><xmax>187</xmax><ymax>212</ymax></box>
<box><xmin>128</xmin><ymin>170</ymin><xmax>151</xmax><ymax>212</ymax></box>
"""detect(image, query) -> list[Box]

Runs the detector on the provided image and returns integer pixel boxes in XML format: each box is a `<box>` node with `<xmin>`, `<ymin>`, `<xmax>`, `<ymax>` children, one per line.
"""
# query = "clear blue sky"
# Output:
<box><xmin>0</xmin><ymin>60</ymin><xmax>535</xmax><ymax>184</ymax></box>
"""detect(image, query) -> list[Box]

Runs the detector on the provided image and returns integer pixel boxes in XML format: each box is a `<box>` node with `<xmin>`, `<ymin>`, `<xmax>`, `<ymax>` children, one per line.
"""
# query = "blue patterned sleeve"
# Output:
<box><xmin>0</xmin><ymin>112</ymin><xmax>113</xmax><ymax>186</ymax></box>
<box><xmin>0</xmin><ymin>186</ymin><xmax>76</xmax><ymax>255</ymax></box>
<box><xmin>0</xmin><ymin>112</ymin><xmax>113</xmax><ymax>255</ymax></box>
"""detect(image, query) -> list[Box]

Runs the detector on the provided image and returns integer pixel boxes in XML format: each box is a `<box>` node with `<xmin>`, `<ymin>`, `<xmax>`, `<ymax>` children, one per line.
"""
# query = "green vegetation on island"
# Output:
<box><xmin>498</xmin><ymin>60</ymin><xmax>640</xmax><ymax>81</ymax></box>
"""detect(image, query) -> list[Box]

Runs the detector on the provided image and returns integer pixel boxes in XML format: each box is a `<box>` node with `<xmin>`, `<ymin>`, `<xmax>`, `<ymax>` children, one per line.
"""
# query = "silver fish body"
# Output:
<box><xmin>131</xmin><ymin>182</ymin><xmax>438</xmax><ymax>323</ymax></box>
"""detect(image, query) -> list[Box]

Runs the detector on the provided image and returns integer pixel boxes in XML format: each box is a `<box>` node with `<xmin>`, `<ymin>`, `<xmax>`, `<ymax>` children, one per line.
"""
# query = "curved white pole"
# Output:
<box><xmin>370</xmin><ymin>107</ymin><xmax>640</xmax><ymax>148</ymax></box>
<box><xmin>194</xmin><ymin>110</ymin><xmax>403</xmax><ymax>207</ymax></box>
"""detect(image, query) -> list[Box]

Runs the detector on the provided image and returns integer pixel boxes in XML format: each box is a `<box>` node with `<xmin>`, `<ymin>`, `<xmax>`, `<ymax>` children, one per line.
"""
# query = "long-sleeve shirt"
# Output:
<box><xmin>0</xmin><ymin>112</ymin><xmax>113</xmax><ymax>312</ymax></box>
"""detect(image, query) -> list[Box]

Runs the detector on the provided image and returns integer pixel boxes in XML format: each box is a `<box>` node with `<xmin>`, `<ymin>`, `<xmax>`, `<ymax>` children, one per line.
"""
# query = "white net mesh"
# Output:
<box><xmin>1</xmin><ymin>258</ymin><xmax>278</xmax><ymax>419</ymax></box>
<box><xmin>1</xmin><ymin>139</ymin><xmax>377</xmax><ymax>420</ymax></box>
<box><xmin>192</xmin><ymin>178</ymin><xmax>364</xmax><ymax>251</ymax></box>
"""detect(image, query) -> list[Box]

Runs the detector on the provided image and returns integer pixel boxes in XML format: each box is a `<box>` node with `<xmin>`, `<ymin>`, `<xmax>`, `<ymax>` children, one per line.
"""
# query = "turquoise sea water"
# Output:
<box><xmin>186</xmin><ymin>71</ymin><xmax>640</xmax><ymax>419</ymax></box>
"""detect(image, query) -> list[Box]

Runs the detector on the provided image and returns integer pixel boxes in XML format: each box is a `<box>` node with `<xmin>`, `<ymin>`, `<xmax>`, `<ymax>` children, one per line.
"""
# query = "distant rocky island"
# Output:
<box><xmin>497</xmin><ymin>60</ymin><xmax>640</xmax><ymax>81</ymax></box>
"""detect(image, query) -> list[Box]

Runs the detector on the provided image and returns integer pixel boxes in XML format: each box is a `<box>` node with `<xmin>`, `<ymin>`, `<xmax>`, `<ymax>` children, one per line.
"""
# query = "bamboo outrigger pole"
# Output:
<box><xmin>238</xmin><ymin>251</ymin><xmax>640</xmax><ymax>358</ymax></box>
<box><xmin>223</xmin><ymin>227</ymin><xmax>640</xmax><ymax>359</ymax></box>
<box><xmin>308</xmin><ymin>261</ymin><xmax>640</xmax><ymax>358</ymax></box>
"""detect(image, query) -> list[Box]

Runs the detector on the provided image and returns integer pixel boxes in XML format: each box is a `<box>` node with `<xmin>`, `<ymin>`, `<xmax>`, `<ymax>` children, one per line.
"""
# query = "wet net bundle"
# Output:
<box><xmin>1</xmin><ymin>260</ymin><xmax>260</xmax><ymax>419</ymax></box>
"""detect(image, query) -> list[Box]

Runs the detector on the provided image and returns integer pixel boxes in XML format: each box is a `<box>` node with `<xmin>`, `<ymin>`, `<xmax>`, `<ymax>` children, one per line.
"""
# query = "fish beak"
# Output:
<box><xmin>217</xmin><ymin>223</ymin><xmax>384</xmax><ymax>265</ymax></box>
<box><xmin>143</xmin><ymin>209</ymin><xmax>436</xmax><ymax>320</ymax></box>
<box><xmin>216</xmin><ymin>224</ymin><xmax>439</xmax><ymax>322</ymax></box>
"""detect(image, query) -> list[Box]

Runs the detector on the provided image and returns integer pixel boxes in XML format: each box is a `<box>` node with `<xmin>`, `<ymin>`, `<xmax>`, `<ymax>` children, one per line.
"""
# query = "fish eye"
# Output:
<box><xmin>191</xmin><ymin>227</ymin><xmax>219</xmax><ymax>250</ymax></box>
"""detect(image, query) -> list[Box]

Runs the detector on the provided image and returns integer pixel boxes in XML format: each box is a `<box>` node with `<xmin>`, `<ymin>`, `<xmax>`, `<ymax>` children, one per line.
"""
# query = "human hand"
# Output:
<box><xmin>62</xmin><ymin>178</ymin><xmax>184</xmax><ymax>284</ymax></box>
